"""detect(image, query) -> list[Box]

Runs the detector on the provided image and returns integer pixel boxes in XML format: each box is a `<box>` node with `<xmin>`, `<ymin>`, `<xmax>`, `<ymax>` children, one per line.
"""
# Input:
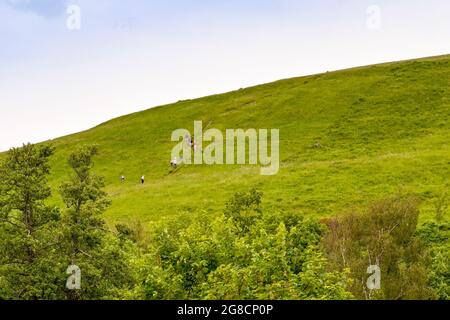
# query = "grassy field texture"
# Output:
<box><xmin>21</xmin><ymin>55</ymin><xmax>450</xmax><ymax>227</ymax></box>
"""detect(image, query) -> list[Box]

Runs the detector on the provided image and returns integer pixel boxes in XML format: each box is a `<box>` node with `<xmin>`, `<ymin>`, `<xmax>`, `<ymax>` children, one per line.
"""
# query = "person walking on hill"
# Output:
<box><xmin>141</xmin><ymin>175</ymin><xmax>145</xmax><ymax>184</ymax></box>
<box><xmin>171</xmin><ymin>157</ymin><xmax>178</xmax><ymax>169</ymax></box>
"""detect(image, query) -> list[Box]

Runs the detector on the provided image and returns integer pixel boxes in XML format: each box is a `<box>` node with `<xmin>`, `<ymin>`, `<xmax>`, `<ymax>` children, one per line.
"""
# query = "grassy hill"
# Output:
<box><xmin>32</xmin><ymin>55</ymin><xmax>450</xmax><ymax>228</ymax></box>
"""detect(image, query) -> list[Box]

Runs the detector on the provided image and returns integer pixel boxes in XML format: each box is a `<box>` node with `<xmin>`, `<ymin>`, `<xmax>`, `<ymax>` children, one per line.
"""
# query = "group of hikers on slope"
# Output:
<box><xmin>119</xmin><ymin>134</ymin><xmax>198</xmax><ymax>185</ymax></box>
<box><xmin>120</xmin><ymin>175</ymin><xmax>145</xmax><ymax>184</ymax></box>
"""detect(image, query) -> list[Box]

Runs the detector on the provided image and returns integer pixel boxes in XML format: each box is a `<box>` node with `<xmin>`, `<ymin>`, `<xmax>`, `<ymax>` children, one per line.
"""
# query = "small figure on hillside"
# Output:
<box><xmin>141</xmin><ymin>175</ymin><xmax>145</xmax><ymax>184</ymax></box>
<box><xmin>171</xmin><ymin>157</ymin><xmax>178</xmax><ymax>169</ymax></box>
<box><xmin>120</xmin><ymin>175</ymin><xmax>125</xmax><ymax>182</ymax></box>
<box><xmin>185</xmin><ymin>134</ymin><xmax>191</xmax><ymax>146</ymax></box>
<box><xmin>313</xmin><ymin>141</ymin><xmax>323</xmax><ymax>149</ymax></box>
<box><xmin>191</xmin><ymin>139</ymin><xmax>199</xmax><ymax>152</ymax></box>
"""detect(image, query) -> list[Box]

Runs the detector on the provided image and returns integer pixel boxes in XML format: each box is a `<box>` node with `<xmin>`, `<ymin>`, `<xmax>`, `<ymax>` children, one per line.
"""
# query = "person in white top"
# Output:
<box><xmin>141</xmin><ymin>175</ymin><xmax>145</xmax><ymax>184</ymax></box>
<box><xmin>171</xmin><ymin>157</ymin><xmax>178</xmax><ymax>169</ymax></box>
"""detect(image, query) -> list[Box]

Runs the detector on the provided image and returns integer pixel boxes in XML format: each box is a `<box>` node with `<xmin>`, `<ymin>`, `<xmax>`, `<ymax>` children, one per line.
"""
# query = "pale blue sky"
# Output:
<box><xmin>1</xmin><ymin>0</ymin><xmax>449</xmax><ymax>150</ymax></box>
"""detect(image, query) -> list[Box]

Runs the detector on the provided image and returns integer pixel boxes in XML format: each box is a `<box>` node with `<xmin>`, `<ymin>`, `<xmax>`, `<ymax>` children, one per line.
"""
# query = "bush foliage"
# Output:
<box><xmin>0</xmin><ymin>144</ymin><xmax>448</xmax><ymax>300</ymax></box>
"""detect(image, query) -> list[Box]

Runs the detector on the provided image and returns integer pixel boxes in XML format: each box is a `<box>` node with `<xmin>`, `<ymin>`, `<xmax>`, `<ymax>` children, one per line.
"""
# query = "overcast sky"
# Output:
<box><xmin>1</xmin><ymin>0</ymin><xmax>449</xmax><ymax>151</ymax></box>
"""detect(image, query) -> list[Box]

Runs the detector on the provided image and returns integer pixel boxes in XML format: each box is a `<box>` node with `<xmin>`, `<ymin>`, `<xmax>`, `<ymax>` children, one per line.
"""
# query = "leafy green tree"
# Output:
<box><xmin>59</xmin><ymin>145</ymin><xmax>133</xmax><ymax>299</ymax></box>
<box><xmin>133</xmin><ymin>252</ymin><xmax>185</xmax><ymax>300</ymax></box>
<box><xmin>59</xmin><ymin>146</ymin><xmax>110</xmax><ymax>261</ymax></box>
<box><xmin>323</xmin><ymin>197</ymin><xmax>434</xmax><ymax>300</ymax></box>
<box><xmin>0</xmin><ymin>144</ymin><xmax>61</xmax><ymax>299</ymax></box>
<box><xmin>296</xmin><ymin>246</ymin><xmax>353</xmax><ymax>300</ymax></box>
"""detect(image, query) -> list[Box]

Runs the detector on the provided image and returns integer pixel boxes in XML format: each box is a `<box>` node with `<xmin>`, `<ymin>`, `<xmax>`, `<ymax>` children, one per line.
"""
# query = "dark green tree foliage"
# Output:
<box><xmin>60</xmin><ymin>145</ymin><xmax>109</xmax><ymax>264</ymax></box>
<box><xmin>59</xmin><ymin>145</ymin><xmax>133</xmax><ymax>299</ymax></box>
<box><xmin>323</xmin><ymin>197</ymin><xmax>434</xmax><ymax>300</ymax></box>
<box><xmin>0</xmin><ymin>144</ymin><xmax>60</xmax><ymax>299</ymax></box>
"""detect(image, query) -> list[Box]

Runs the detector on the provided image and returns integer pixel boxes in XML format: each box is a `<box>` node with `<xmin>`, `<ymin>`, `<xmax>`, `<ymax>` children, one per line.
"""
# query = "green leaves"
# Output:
<box><xmin>0</xmin><ymin>143</ymin><xmax>61</xmax><ymax>299</ymax></box>
<box><xmin>141</xmin><ymin>191</ymin><xmax>353</xmax><ymax>300</ymax></box>
<box><xmin>417</xmin><ymin>221</ymin><xmax>450</xmax><ymax>300</ymax></box>
<box><xmin>1</xmin><ymin>144</ymin><xmax>447</xmax><ymax>300</ymax></box>
<box><xmin>224</xmin><ymin>188</ymin><xmax>263</xmax><ymax>234</ymax></box>
<box><xmin>0</xmin><ymin>144</ymin><xmax>135</xmax><ymax>300</ymax></box>
<box><xmin>58</xmin><ymin>145</ymin><xmax>134</xmax><ymax>300</ymax></box>
<box><xmin>323</xmin><ymin>197</ymin><xmax>436</xmax><ymax>300</ymax></box>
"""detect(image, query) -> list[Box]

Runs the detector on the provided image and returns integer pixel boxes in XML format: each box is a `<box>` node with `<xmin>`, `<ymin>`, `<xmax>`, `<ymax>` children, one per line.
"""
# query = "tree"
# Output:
<box><xmin>59</xmin><ymin>145</ymin><xmax>109</xmax><ymax>264</ymax></box>
<box><xmin>59</xmin><ymin>145</ymin><xmax>132</xmax><ymax>299</ymax></box>
<box><xmin>0</xmin><ymin>144</ymin><xmax>61</xmax><ymax>299</ymax></box>
<box><xmin>323</xmin><ymin>197</ymin><xmax>434</xmax><ymax>300</ymax></box>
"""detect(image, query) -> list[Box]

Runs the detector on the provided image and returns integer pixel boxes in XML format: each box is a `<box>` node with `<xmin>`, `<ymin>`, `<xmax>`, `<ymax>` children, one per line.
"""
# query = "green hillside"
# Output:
<box><xmin>41</xmin><ymin>55</ymin><xmax>450</xmax><ymax>228</ymax></box>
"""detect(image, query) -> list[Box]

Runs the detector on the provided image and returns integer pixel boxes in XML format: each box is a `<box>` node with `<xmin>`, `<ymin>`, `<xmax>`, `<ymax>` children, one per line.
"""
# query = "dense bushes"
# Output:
<box><xmin>0</xmin><ymin>144</ymin><xmax>448</xmax><ymax>300</ymax></box>
<box><xmin>135</xmin><ymin>195</ymin><xmax>353</xmax><ymax>300</ymax></box>
<box><xmin>416</xmin><ymin>221</ymin><xmax>450</xmax><ymax>299</ymax></box>
<box><xmin>322</xmin><ymin>197</ymin><xmax>447</xmax><ymax>299</ymax></box>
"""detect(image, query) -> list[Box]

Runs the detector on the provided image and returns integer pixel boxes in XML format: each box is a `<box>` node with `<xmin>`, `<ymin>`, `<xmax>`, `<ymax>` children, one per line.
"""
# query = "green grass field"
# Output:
<box><xmin>31</xmin><ymin>55</ymin><xmax>450</xmax><ymax>228</ymax></box>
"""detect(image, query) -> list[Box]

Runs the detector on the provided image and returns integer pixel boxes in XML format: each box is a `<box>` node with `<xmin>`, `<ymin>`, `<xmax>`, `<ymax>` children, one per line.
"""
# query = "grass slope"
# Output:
<box><xmin>30</xmin><ymin>55</ymin><xmax>450</xmax><ymax>227</ymax></box>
